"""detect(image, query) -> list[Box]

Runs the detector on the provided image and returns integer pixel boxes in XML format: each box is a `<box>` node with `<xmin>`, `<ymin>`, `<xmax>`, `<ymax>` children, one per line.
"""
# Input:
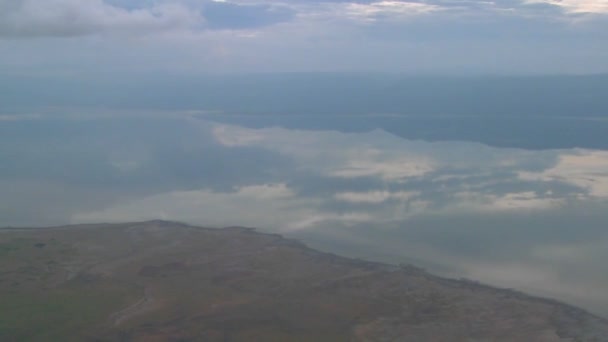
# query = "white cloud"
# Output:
<box><xmin>330</xmin><ymin>157</ymin><xmax>435</xmax><ymax>180</ymax></box>
<box><xmin>524</xmin><ymin>0</ymin><xmax>608</xmax><ymax>14</ymax></box>
<box><xmin>235</xmin><ymin>183</ymin><xmax>294</xmax><ymax>199</ymax></box>
<box><xmin>211</xmin><ymin>123</ymin><xmax>437</xmax><ymax>180</ymax></box>
<box><xmin>453</xmin><ymin>191</ymin><xmax>563</xmax><ymax>211</ymax></box>
<box><xmin>343</xmin><ymin>1</ymin><xmax>443</xmax><ymax>21</ymax></box>
<box><xmin>518</xmin><ymin>150</ymin><xmax>608</xmax><ymax>198</ymax></box>
<box><xmin>334</xmin><ymin>190</ymin><xmax>419</xmax><ymax>203</ymax></box>
<box><xmin>72</xmin><ymin>183</ymin><xmax>310</xmax><ymax>229</ymax></box>
<box><xmin>212</xmin><ymin>125</ymin><xmax>265</xmax><ymax>146</ymax></box>
<box><xmin>286</xmin><ymin>212</ymin><xmax>374</xmax><ymax>231</ymax></box>
<box><xmin>0</xmin><ymin>0</ymin><xmax>201</xmax><ymax>38</ymax></box>
<box><xmin>71</xmin><ymin>181</ymin><xmax>378</xmax><ymax>233</ymax></box>
<box><xmin>0</xmin><ymin>0</ymin><xmax>607</xmax><ymax>73</ymax></box>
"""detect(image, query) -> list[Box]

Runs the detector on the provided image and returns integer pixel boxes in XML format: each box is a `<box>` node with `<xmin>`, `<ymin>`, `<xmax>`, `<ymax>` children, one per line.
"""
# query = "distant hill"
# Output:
<box><xmin>1</xmin><ymin>220</ymin><xmax>607</xmax><ymax>341</ymax></box>
<box><xmin>3</xmin><ymin>74</ymin><xmax>608</xmax><ymax>117</ymax></box>
<box><xmin>5</xmin><ymin>73</ymin><xmax>608</xmax><ymax>149</ymax></box>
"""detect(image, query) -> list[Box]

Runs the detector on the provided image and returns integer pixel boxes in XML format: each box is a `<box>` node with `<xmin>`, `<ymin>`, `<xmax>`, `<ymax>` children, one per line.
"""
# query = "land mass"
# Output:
<box><xmin>1</xmin><ymin>220</ymin><xmax>607</xmax><ymax>341</ymax></box>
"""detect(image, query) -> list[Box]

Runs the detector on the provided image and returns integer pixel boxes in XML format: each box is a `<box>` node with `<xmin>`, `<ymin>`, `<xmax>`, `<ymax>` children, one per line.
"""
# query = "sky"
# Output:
<box><xmin>1</xmin><ymin>0</ymin><xmax>608</xmax><ymax>74</ymax></box>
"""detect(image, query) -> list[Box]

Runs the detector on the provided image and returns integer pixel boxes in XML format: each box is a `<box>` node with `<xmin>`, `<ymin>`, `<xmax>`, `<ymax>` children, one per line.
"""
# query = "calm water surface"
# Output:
<box><xmin>2</xmin><ymin>111</ymin><xmax>608</xmax><ymax>316</ymax></box>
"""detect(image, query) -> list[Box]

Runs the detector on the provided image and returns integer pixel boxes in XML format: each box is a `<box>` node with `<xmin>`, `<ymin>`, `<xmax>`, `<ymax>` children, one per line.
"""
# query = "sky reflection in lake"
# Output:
<box><xmin>2</xmin><ymin>113</ymin><xmax>608</xmax><ymax>316</ymax></box>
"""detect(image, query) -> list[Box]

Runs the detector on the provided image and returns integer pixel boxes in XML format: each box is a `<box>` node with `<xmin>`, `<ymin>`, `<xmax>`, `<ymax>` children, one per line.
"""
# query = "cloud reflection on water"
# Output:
<box><xmin>2</xmin><ymin>115</ymin><xmax>608</xmax><ymax>316</ymax></box>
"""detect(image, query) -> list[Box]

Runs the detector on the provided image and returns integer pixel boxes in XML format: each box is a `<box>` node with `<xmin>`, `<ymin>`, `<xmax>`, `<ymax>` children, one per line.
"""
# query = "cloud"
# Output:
<box><xmin>286</xmin><ymin>212</ymin><xmax>374</xmax><ymax>231</ymax></box>
<box><xmin>334</xmin><ymin>190</ymin><xmax>418</xmax><ymax>203</ymax></box>
<box><xmin>523</xmin><ymin>0</ymin><xmax>608</xmax><ymax>14</ymax></box>
<box><xmin>234</xmin><ymin>183</ymin><xmax>294</xmax><ymax>199</ymax></box>
<box><xmin>1</xmin><ymin>1</ymin><xmax>607</xmax><ymax>72</ymax></box>
<box><xmin>71</xmin><ymin>182</ymin><xmax>313</xmax><ymax>228</ymax></box>
<box><xmin>452</xmin><ymin>191</ymin><xmax>564</xmax><ymax>212</ymax></box>
<box><xmin>212</xmin><ymin>125</ymin><xmax>265</xmax><ymax>146</ymax></box>
<box><xmin>329</xmin><ymin>157</ymin><xmax>435</xmax><ymax>180</ymax></box>
<box><xmin>0</xmin><ymin>0</ymin><xmax>300</xmax><ymax>39</ymax></box>
<box><xmin>213</xmin><ymin>123</ymin><xmax>438</xmax><ymax>181</ymax></box>
<box><xmin>7</xmin><ymin>115</ymin><xmax>608</xmax><ymax>318</ymax></box>
<box><xmin>0</xmin><ymin>0</ymin><xmax>201</xmax><ymax>38</ymax></box>
<box><xmin>342</xmin><ymin>1</ymin><xmax>443</xmax><ymax>22</ymax></box>
<box><xmin>518</xmin><ymin>150</ymin><xmax>608</xmax><ymax>198</ymax></box>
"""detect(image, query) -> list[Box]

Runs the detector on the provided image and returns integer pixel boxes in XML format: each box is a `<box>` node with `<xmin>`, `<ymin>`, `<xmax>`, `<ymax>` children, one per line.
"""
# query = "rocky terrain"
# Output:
<box><xmin>1</xmin><ymin>220</ymin><xmax>607</xmax><ymax>341</ymax></box>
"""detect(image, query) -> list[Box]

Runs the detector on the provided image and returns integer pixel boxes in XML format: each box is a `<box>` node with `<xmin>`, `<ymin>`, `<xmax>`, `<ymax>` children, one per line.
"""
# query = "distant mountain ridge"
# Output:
<box><xmin>5</xmin><ymin>73</ymin><xmax>608</xmax><ymax>149</ymax></box>
<box><xmin>3</xmin><ymin>74</ymin><xmax>608</xmax><ymax>117</ymax></box>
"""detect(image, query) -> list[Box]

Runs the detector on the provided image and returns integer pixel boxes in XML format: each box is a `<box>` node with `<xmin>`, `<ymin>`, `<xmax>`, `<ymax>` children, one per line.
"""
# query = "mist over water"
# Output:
<box><xmin>2</xmin><ymin>107</ymin><xmax>608</xmax><ymax>317</ymax></box>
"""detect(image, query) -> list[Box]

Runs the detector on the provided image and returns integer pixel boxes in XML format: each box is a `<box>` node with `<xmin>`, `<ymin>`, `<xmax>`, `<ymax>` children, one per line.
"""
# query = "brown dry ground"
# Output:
<box><xmin>1</xmin><ymin>220</ymin><xmax>607</xmax><ymax>341</ymax></box>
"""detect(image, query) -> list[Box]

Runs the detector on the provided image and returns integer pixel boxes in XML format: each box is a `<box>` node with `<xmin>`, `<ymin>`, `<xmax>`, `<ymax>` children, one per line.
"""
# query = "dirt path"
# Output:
<box><xmin>109</xmin><ymin>286</ymin><xmax>155</xmax><ymax>326</ymax></box>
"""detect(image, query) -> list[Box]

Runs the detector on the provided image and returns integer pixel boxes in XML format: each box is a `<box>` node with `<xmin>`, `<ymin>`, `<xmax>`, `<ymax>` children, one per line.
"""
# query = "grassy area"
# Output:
<box><xmin>0</xmin><ymin>283</ymin><xmax>136</xmax><ymax>341</ymax></box>
<box><xmin>0</xmin><ymin>234</ymin><xmax>137</xmax><ymax>341</ymax></box>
